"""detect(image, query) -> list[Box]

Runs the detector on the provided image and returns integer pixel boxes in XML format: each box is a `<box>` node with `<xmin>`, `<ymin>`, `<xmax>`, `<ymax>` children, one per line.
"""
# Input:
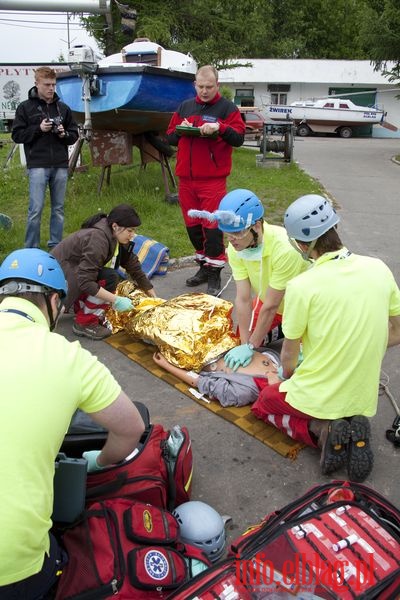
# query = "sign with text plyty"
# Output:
<box><xmin>0</xmin><ymin>63</ymin><xmax>69</xmax><ymax>120</ymax></box>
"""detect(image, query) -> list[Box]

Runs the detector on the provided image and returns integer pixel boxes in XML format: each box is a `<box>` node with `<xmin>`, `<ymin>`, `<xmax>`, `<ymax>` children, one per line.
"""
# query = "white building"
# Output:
<box><xmin>219</xmin><ymin>59</ymin><xmax>400</xmax><ymax>138</ymax></box>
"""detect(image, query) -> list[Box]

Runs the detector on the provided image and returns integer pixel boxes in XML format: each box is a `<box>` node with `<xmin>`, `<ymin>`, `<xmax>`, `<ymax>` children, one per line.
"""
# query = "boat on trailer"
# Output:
<box><xmin>56</xmin><ymin>39</ymin><xmax>197</xmax><ymax>135</ymax></box>
<box><xmin>265</xmin><ymin>97</ymin><xmax>386</xmax><ymax>138</ymax></box>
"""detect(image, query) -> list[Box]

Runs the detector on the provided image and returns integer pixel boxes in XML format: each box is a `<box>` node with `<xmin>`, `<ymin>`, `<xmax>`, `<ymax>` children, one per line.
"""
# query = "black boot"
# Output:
<box><xmin>186</xmin><ymin>263</ymin><xmax>209</xmax><ymax>287</ymax></box>
<box><xmin>207</xmin><ymin>267</ymin><xmax>222</xmax><ymax>296</ymax></box>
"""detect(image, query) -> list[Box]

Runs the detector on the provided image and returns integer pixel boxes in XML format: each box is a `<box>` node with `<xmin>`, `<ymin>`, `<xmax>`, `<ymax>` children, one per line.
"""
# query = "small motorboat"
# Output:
<box><xmin>265</xmin><ymin>97</ymin><xmax>391</xmax><ymax>138</ymax></box>
<box><xmin>56</xmin><ymin>39</ymin><xmax>197</xmax><ymax>135</ymax></box>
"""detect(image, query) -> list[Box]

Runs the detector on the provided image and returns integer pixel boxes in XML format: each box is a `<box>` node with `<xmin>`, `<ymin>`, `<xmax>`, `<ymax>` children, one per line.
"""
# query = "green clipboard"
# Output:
<box><xmin>176</xmin><ymin>125</ymin><xmax>218</xmax><ymax>139</ymax></box>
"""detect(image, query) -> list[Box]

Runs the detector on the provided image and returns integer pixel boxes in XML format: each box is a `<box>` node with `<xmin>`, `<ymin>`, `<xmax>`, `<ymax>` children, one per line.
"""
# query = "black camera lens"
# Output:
<box><xmin>50</xmin><ymin>116</ymin><xmax>62</xmax><ymax>132</ymax></box>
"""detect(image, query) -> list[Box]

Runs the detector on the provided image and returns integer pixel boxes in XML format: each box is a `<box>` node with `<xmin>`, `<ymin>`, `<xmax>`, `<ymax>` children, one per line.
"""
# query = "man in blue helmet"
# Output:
<box><xmin>0</xmin><ymin>249</ymin><xmax>145</xmax><ymax>598</ymax></box>
<box><xmin>252</xmin><ymin>194</ymin><xmax>400</xmax><ymax>482</ymax></box>
<box><xmin>189</xmin><ymin>189</ymin><xmax>307</xmax><ymax>370</ymax></box>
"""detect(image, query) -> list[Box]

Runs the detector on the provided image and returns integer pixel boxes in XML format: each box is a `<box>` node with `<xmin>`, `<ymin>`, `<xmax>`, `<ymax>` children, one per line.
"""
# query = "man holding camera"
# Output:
<box><xmin>12</xmin><ymin>67</ymin><xmax>79</xmax><ymax>249</ymax></box>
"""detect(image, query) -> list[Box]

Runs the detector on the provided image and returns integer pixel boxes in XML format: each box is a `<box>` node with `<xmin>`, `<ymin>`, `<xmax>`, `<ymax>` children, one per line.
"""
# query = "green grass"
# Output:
<box><xmin>0</xmin><ymin>133</ymin><xmax>325</xmax><ymax>261</ymax></box>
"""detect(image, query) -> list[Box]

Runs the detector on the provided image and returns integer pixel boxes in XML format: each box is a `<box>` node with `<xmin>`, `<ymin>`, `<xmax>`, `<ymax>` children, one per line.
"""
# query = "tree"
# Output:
<box><xmin>80</xmin><ymin>0</ymin><xmax>368</xmax><ymax>65</ymax></box>
<box><xmin>82</xmin><ymin>0</ymin><xmax>273</xmax><ymax>67</ymax></box>
<box><xmin>360</xmin><ymin>0</ymin><xmax>400</xmax><ymax>84</ymax></box>
<box><xmin>265</xmin><ymin>0</ymin><xmax>367</xmax><ymax>59</ymax></box>
<box><xmin>220</xmin><ymin>85</ymin><xmax>234</xmax><ymax>101</ymax></box>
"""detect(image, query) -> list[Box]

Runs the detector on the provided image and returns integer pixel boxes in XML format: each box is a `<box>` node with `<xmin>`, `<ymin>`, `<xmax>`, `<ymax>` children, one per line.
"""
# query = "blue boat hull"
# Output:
<box><xmin>56</xmin><ymin>65</ymin><xmax>195</xmax><ymax>134</ymax></box>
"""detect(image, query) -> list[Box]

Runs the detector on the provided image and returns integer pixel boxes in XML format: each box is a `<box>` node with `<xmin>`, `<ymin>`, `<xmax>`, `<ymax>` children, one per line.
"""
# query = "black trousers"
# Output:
<box><xmin>0</xmin><ymin>534</ymin><xmax>67</xmax><ymax>599</ymax></box>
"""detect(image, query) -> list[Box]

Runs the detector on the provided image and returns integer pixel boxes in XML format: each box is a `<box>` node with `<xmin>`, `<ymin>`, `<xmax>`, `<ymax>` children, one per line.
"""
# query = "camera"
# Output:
<box><xmin>47</xmin><ymin>116</ymin><xmax>63</xmax><ymax>133</ymax></box>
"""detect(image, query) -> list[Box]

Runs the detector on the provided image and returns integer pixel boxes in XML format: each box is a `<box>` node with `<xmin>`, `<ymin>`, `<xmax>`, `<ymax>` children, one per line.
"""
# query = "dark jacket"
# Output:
<box><xmin>52</xmin><ymin>218</ymin><xmax>153</xmax><ymax>310</ymax></box>
<box><xmin>11</xmin><ymin>86</ymin><xmax>79</xmax><ymax>168</ymax></box>
<box><xmin>166</xmin><ymin>93</ymin><xmax>245</xmax><ymax>179</ymax></box>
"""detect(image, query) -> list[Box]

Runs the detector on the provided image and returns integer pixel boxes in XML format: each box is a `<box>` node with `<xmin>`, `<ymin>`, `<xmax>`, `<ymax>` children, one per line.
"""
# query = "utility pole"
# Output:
<box><xmin>0</xmin><ymin>1</ymin><xmax>110</xmax><ymax>12</ymax></box>
<box><xmin>67</xmin><ymin>11</ymin><xmax>70</xmax><ymax>49</ymax></box>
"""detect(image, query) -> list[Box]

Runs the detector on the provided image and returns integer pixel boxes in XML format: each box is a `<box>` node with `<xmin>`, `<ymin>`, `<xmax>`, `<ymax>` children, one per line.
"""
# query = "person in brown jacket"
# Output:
<box><xmin>52</xmin><ymin>204</ymin><xmax>156</xmax><ymax>340</ymax></box>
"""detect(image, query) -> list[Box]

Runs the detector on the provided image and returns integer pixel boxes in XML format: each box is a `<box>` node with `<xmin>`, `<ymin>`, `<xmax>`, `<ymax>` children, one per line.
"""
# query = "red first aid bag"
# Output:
<box><xmin>56</xmin><ymin>498</ymin><xmax>211</xmax><ymax>600</ymax></box>
<box><xmin>170</xmin><ymin>481</ymin><xmax>400</xmax><ymax>599</ymax></box>
<box><xmin>85</xmin><ymin>424</ymin><xmax>193</xmax><ymax>511</ymax></box>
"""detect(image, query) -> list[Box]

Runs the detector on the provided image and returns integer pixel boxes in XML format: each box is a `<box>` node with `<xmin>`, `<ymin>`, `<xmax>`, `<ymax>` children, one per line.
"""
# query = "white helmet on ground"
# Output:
<box><xmin>173</xmin><ymin>501</ymin><xmax>227</xmax><ymax>562</ymax></box>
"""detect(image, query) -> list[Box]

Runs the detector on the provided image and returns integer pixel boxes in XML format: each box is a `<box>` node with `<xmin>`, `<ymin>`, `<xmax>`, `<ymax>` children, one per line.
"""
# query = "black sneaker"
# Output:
<box><xmin>319</xmin><ymin>419</ymin><xmax>350</xmax><ymax>475</ymax></box>
<box><xmin>186</xmin><ymin>264</ymin><xmax>208</xmax><ymax>287</ymax></box>
<box><xmin>207</xmin><ymin>267</ymin><xmax>222</xmax><ymax>296</ymax></box>
<box><xmin>347</xmin><ymin>415</ymin><xmax>373</xmax><ymax>482</ymax></box>
<box><xmin>72</xmin><ymin>322</ymin><xmax>111</xmax><ymax>341</ymax></box>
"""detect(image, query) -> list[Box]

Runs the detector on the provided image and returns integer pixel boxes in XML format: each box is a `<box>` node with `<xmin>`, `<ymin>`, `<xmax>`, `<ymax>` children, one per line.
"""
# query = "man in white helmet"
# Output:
<box><xmin>252</xmin><ymin>194</ymin><xmax>400</xmax><ymax>482</ymax></box>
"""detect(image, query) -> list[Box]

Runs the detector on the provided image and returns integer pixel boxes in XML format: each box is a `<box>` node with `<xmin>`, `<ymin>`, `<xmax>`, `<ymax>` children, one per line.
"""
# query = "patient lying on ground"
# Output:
<box><xmin>107</xmin><ymin>282</ymin><xmax>238</xmax><ymax>371</ymax></box>
<box><xmin>153</xmin><ymin>349</ymin><xmax>282</xmax><ymax>408</ymax></box>
<box><xmin>107</xmin><ymin>282</ymin><xmax>282</xmax><ymax>406</ymax></box>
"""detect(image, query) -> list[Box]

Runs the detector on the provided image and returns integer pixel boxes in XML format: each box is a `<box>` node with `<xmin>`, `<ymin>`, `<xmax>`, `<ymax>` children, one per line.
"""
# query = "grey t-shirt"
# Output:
<box><xmin>197</xmin><ymin>349</ymin><xmax>280</xmax><ymax>407</ymax></box>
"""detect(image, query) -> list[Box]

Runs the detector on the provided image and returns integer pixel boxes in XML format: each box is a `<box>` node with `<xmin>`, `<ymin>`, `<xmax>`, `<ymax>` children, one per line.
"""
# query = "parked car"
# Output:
<box><xmin>239</xmin><ymin>108</ymin><xmax>265</xmax><ymax>138</ymax></box>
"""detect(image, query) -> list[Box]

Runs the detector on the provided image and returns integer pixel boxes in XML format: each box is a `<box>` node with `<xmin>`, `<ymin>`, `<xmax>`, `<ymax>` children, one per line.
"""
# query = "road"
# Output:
<box><xmin>293</xmin><ymin>136</ymin><xmax>400</xmax><ymax>276</ymax></box>
<box><xmin>57</xmin><ymin>136</ymin><xmax>400</xmax><ymax>545</ymax></box>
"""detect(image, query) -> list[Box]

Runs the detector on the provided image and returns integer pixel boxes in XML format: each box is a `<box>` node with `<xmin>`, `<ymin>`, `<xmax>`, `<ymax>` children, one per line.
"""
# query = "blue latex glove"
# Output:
<box><xmin>279</xmin><ymin>351</ymin><xmax>303</xmax><ymax>380</ymax></box>
<box><xmin>82</xmin><ymin>450</ymin><xmax>103</xmax><ymax>473</ymax></box>
<box><xmin>113</xmin><ymin>296</ymin><xmax>133</xmax><ymax>312</ymax></box>
<box><xmin>277</xmin><ymin>366</ymin><xmax>288</xmax><ymax>381</ymax></box>
<box><xmin>297</xmin><ymin>349</ymin><xmax>304</xmax><ymax>366</ymax></box>
<box><xmin>224</xmin><ymin>343</ymin><xmax>254</xmax><ymax>372</ymax></box>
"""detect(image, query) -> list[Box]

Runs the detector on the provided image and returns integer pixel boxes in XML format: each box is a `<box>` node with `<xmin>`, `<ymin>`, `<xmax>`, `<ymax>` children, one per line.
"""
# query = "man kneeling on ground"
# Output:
<box><xmin>0</xmin><ymin>249</ymin><xmax>145</xmax><ymax>598</ymax></box>
<box><xmin>252</xmin><ymin>194</ymin><xmax>400</xmax><ymax>482</ymax></box>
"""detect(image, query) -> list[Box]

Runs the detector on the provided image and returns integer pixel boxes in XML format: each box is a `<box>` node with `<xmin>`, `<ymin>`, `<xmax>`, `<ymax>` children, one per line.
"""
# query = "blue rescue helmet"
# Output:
<box><xmin>217</xmin><ymin>189</ymin><xmax>264</xmax><ymax>233</ymax></box>
<box><xmin>0</xmin><ymin>248</ymin><xmax>67</xmax><ymax>298</ymax></box>
<box><xmin>284</xmin><ymin>194</ymin><xmax>340</xmax><ymax>242</ymax></box>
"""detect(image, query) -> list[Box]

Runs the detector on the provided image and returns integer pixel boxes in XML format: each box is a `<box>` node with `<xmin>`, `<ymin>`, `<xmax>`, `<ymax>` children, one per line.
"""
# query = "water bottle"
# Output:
<box><xmin>167</xmin><ymin>425</ymin><xmax>184</xmax><ymax>458</ymax></box>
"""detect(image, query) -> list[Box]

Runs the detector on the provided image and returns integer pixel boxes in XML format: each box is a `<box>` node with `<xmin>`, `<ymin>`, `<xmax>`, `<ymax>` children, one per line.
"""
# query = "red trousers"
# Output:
<box><xmin>74</xmin><ymin>269</ymin><xmax>119</xmax><ymax>326</ymax></box>
<box><xmin>179</xmin><ymin>177</ymin><xmax>226</xmax><ymax>266</ymax></box>
<box><xmin>73</xmin><ymin>293</ymin><xmax>110</xmax><ymax>326</ymax></box>
<box><xmin>252</xmin><ymin>297</ymin><xmax>282</xmax><ymax>340</ymax></box>
<box><xmin>252</xmin><ymin>382</ymin><xmax>317</xmax><ymax>447</ymax></box>
<box><xmin>237</xmin><ymin>298</ymin><xmax>283</xmax><ymax>342</ymax></box>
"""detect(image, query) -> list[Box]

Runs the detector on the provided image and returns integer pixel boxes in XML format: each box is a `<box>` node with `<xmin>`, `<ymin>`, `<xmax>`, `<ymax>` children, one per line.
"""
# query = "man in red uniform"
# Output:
<box><xmin>166</xmin><ymin>65</ymin><xmax>245</xmax><ymax>295</ymax></box>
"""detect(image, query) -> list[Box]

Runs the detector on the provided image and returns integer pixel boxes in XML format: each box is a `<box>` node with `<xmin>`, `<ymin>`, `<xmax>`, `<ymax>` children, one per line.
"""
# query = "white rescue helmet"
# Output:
<box><xmin>173</xmin><ymin>501</ymin><xmax>226</xmax><ymax>562</ymax></box>
<box><xmin>284</xmin><ymin>194</ymin><xmax>339</xmax><ymax>241</ymax></box>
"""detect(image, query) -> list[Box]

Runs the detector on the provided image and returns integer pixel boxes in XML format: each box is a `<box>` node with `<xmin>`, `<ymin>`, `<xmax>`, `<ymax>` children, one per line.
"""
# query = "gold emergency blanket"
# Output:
<box><xmin>106</xmin><ymin>281</ymin><xmax>238</xmax><ymax>371</ymax></box>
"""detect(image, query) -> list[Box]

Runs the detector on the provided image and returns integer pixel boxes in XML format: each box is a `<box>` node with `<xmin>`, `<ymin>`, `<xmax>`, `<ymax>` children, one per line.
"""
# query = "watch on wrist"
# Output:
<box><xmin>247</xmin><ymin>342</ymin><xmax>255</xmax><ymax>350</ymax></box>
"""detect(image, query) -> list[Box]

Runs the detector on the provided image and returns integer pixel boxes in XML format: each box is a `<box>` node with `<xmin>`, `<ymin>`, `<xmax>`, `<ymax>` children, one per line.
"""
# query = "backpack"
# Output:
<box><xmin>85</xmin><ymin>423</ymin><xmax>193</xmax><ymax>511</ymax></box>
<box><xmin>56</xmin><ymin>498</ymin><xmax>211</xmax><ymax>600</ymax></box>
<box><xmin>169</xmin><ymin>481</ymin><xmax>400</xmax><ymax>599</ymax></box>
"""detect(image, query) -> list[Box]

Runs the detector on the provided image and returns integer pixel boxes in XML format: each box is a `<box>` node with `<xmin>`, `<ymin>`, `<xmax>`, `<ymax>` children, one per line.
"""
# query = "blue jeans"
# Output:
<box><xmin>25</xmin><ymin>168</ymin><xmax>68</xmax><ymax>249</ymax></box>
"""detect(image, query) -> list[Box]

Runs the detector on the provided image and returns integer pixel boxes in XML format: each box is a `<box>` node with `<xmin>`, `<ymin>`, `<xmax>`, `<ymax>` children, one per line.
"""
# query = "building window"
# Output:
<box><xmin>271</xmin><ymin>92</ymin><xmax>287</xmax><ymax>105</ymax></box>
<box><xmin>268</xmin><ymin>85</ymin><xmax>290</xmax><ymax>105</ymax></box>
<box><xmin>235</xmin><ymin>88</ymin><xmax>255</xmax><ymax>106</ymax></box>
